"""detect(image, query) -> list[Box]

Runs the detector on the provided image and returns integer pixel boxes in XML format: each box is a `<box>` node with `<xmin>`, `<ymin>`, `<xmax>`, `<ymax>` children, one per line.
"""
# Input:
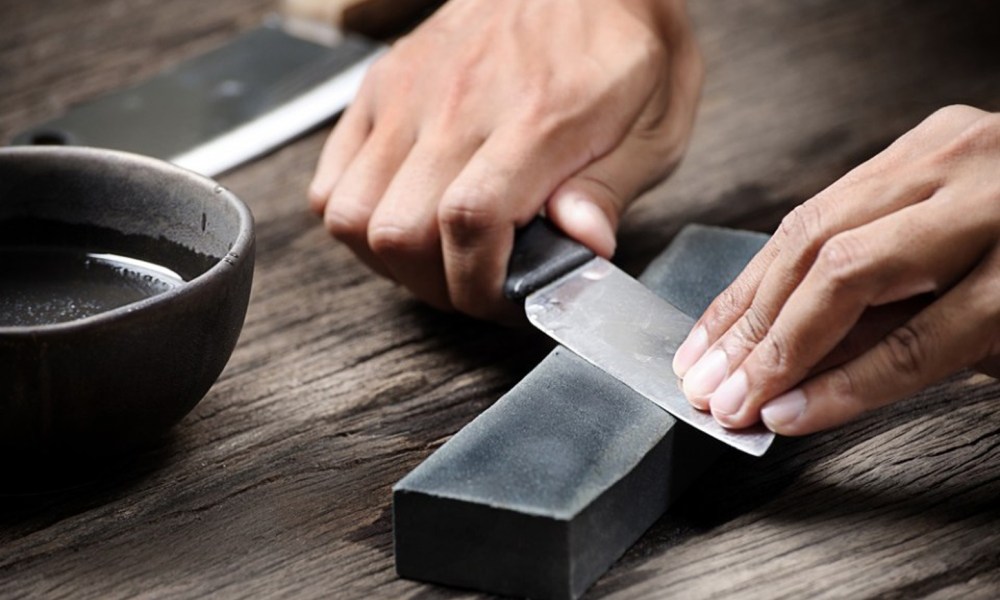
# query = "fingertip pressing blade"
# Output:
<box><xmin>525</xmin><ymin>258</ymin><xmax>774</xmax><ymax>457</ymax></box>
<box><xmin>506</xmin><ymin>218</ymin><xmax>774</xmax><ymax>457</ymax></box>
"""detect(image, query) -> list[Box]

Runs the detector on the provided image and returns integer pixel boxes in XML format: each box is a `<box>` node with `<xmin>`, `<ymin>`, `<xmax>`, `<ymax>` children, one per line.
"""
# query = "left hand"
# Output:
<box><xmin>308</xmin><ymin>0</ymin><xmax>702</xmax><ymax>322</ymax></box>
<box><xmin>671</xmin><ymin>105</ymin><xmax>1000</xmax><ymax>435</ymax></box>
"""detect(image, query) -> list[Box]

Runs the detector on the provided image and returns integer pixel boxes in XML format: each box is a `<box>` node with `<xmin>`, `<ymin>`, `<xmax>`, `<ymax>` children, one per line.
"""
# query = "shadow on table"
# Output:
<box><xmin>0</xmin><ymin>433</ymin><xmax>179</xmax><ymax>524</ymax></box>
<box><xmin>587</xmin><ymin>373</ymin><xmax>995</xmax><ymax>596</ymax></box>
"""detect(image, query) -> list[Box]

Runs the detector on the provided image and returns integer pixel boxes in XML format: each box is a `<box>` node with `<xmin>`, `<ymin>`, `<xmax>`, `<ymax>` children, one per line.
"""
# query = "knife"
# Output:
<box><xmin>10</xmin><ymin>0</ymin><xmax>446</xmax><ymax>176</ymax></box>
<box><xmin>11</xmin><ymin>16</ymin><xmax>384</xmax><ymax>177</ymax></box>
<box><xmin>505</xmin><ymin>218</ymin><xmax>775</xmax><ymax>456</ymax></box>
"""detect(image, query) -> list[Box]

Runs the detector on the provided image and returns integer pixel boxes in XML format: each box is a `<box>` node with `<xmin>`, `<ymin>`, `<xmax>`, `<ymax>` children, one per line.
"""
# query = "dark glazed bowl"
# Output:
<box><xmin>0</xmin><ymin>147</ymin><xmax>254</xmax><ymax>465</ymax></box>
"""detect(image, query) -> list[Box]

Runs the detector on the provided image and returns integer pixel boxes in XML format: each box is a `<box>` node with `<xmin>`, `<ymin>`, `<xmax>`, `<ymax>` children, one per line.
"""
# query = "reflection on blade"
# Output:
<box><xmin>525</xmin><ymin>257</ymin><xmax>774</xmax><ymax>457</ymax></box>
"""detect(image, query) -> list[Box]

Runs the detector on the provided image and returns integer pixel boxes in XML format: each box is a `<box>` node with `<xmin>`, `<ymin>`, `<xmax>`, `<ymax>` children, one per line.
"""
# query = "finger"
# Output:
<box><xmin>438</xmin><ymin>126</ymin><xmax>589</xmax><ymax>320</ymax></box>
<box><xmin>678</xmin><ymin>106</ymin><xmax>986</xmax><ymax>388</ymax></box>
<box><xmin>711</xmin><ymin>193</ymin><xmax>996</xmax><ymax>428</ymax></box>
<box><xmin>308</xmin><ymin>98</ymin><xmax>373</xmax><ymax>215</ymax></box>
<box><xmin>323</xmin><ymin>121</ymin><xmax>416</xmax><ymax>279</ymax></box>
<box><xmin>673</xmin><ymin>239</ymin><xmax>781</xmax><ymax>382</ymax></box>
<box><xmin>681</xmin><ymin>161</ymin><xmax>943</xmax><ymax>408</ymax></box>
<box><xmin>760</xmin><ymin>246</ymin><xmax>1000</xmax><ymax>435</ymax></box>
<box><xmin>367</xmin><ymin>131</ymin><xmax>485</xmax><ymax>311</ymax></box>
<box><xmin>810</xmin><ymin>295</ymin><xmax>930</xmax><ymax>374</ymax></box>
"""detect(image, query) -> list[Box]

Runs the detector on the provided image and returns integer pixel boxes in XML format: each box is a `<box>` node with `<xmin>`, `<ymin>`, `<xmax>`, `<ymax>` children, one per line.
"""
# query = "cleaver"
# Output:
<box><xmin>10</xmin><ymin>15</ymin><xmax>384</xmax><ymax>177</ymax></box>
<box><xmin>10</xmin><ymin>0</ymin><xmax>447</xmax><ymax>176</ymax></box>
<box><xmin>505</xmin><ymin>218</ymin><xmax>775</xmax><ymax>456</ymax></box>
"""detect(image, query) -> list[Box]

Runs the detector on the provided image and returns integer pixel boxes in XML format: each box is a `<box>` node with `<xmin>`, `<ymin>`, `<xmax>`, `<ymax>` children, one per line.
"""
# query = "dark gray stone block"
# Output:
<box><xmin>394</xmin><ymin>225</ymin><xmax>769</xmax><ymax>599</ymax></box>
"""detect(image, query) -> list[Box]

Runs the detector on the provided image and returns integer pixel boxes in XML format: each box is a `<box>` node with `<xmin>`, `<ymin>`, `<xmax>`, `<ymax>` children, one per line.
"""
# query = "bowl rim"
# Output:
<box><xmin>0</xmin><ymin>146</ymin><xmax>255</xmax><ymax>337</ymax></box>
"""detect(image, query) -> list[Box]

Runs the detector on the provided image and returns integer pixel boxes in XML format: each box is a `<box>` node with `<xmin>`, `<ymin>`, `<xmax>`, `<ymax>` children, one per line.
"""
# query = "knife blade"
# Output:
<box><xmin>505</xmin><ymin>218</ymin><xmax>775</xmax><ymax>456</ymax></box>
<box><xmin>10</xmin><ymin>17</ymin><xmax>384</xmax><ymax>177</ymax></box>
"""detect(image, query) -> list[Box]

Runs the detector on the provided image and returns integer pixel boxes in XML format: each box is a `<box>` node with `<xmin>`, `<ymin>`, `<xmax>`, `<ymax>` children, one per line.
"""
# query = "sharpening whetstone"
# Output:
<box><xmin>393</xmin><ymin>225</ymin><xmax>769</xmax><ymax>599</ymax></box>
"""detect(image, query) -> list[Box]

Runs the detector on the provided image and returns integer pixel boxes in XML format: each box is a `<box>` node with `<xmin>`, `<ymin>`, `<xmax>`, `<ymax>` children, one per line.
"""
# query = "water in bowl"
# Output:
<box><xmin>0</xmin><ymin>248</ymin><xmax>186</xmax><ymax>326</ymax></box>
<box><xmin>0</xmin><ymin>218</ymin><xmax>217</xmax><ymax>327</ymax></box>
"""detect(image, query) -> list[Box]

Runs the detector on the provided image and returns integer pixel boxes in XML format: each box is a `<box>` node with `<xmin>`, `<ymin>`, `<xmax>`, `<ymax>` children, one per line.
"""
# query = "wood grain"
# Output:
<box><xmin>2</xmin><ymin>0</ymin><xmax>1000</xmax><ymax>598</ymax></box>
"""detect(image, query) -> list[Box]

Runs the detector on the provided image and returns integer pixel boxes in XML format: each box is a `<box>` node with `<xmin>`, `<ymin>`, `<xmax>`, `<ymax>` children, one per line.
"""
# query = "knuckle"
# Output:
<box><xmin>814</xmin><ymin>234</ymin><xmax>868</xmax><ymax>292</ymax></box>
<box><xmin>778</xmin><ymin>201</ymin><xmax>825</xmax><ymax>251</ymax></box>
<box><xmin>826</xmin><ymin>366</ymin><xmax>859</xmax><ymax>402</ymax></box>
<box><xmin>776</xmin><ymin>202</ymin><xmax>839</xmax><ymax>280</ymax></box>
<box><xmin>438</xmin><ymin>187</ymin><xmax>501</xmax><ymax>235</ymax></box>
<box><xmin>323</xmin><ymin>205</ymin><xmax>367</xmax><ymax>241</ymax></box>
<box><xmin>923</xmin><ymin>104</ymin><xmax>983</xmax><ymax>129</ymax></box>
<box><xmin>714</xmin><ymin>286</ymin><xmax>745</xmax><ymax>318</ymax></box>
<box><xmin>368</xmin><ymin>220</ymin><xmax>429</xmax><ymax>256</ymax></box>
<box><xmin>934</xmin><ymin>112</ymin><xmax>1000</xmax><ymax>163</ymax></box>
<box><xmin>975</xmin><ymin>112</ymin><xmax>1000</xmax><ymax>135</ymax></box>
<box><xmin>631</xmin><ymin>31</ymin><xmax>668</xmax><ymax>75</ymax></box>
<box><xmin>703</xmin><ymin>283</ymin><xmax>751</xmax><ymax>332</ymax></box>
<box><xmin>756</xmin><ymin>333</ymin><xmax>793</xmax><ymax>379</ymax></box>
<box><xmin>743</xmin><ymin>305</ymin><xmax>770</xmax><ymax>342</ymax></box>
<box><xmin>882</xmin><ymin>323</ymin><xmax>927</xmax><ymax>376</ymax></box>
<box><xmin>880</xmin><ymin>105</ymin><xmax>984</xmax><ymax>169</ymax></box>
<box><xmin>732</xmin><ymin>304</ymin><xmax>770</xmax><ymax>347</ymax></box>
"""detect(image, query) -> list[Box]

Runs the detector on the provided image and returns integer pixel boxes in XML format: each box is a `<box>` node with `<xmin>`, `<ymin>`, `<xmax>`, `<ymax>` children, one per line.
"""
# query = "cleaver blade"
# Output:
<box><xmin>10</xmin><ymin>17</ymin><xmax>384</xmax><ymax>177</ymax></box>
<box><xmin>505</xmin><ymin>218</ymin><xmax>775</xmax><ymax>457</ymax></box>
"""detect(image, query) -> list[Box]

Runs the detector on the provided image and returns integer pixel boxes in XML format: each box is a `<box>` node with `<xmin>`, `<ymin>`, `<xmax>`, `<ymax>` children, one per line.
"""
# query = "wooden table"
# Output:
<box><xmin>3</xmin><ymin>1</ymin><xmax>1000</xmax><ymax>597</ymax></box>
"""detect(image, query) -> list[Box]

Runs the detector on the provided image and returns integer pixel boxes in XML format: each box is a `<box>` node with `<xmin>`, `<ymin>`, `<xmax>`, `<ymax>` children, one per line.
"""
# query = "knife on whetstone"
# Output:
<box><xmin>505</xmin><ymin>218</ymin><xmax>775</xmax><ymax>456</ymax></box>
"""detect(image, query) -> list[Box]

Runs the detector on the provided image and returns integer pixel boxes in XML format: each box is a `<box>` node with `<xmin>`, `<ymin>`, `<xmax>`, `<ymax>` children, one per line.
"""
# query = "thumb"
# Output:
<box><xmin>545</xmin><ymin>148</ymin><xmax>638</xmax><ymax>259</ymax></box>
<box><xmin>546</xmin><ymin>178</ymin><xmax>621</xmax><ymax>259</ymax></box>
<box><xmin>546</xmin><ymin>131</ymin><xmax>684</xmax><ymax>259</ymax></box>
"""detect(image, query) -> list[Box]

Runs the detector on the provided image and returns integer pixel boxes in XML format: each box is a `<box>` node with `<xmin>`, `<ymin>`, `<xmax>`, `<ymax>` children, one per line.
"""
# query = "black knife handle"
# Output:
<box><xmin>504</xmin><ymin>217</ymin><xmax>595</xmax><ymax>302</ymax></box>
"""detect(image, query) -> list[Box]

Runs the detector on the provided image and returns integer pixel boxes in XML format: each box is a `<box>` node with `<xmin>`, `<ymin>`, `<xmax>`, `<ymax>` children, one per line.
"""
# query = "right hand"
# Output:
<box><xmin>308</xmin><ymin>0</ymin><xmax>702</xmax><ymax>321</ymax></box>
<box><xmin>673</xmin><ymin>105</ymin><xmax>1000</xmax><ymax>436</ymax></box>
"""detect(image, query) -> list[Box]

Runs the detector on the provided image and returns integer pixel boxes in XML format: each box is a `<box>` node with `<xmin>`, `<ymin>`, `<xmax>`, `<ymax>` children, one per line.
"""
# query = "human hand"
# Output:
<box><xmin>308</xmin><ymin>0</ymin><xmax>701</xmax><ymax>320</ymax></box>
<box><xmin>672</xmin><ymin>105</ymin><xmax>1000</xmax><ymax>435</ymax></box>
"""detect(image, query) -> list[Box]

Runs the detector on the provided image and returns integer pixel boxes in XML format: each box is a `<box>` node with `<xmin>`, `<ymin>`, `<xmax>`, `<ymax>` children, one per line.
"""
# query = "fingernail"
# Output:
<box><xmin>673</xmin><ymin>326</ymin><xmax>708</xmax><ymax>377</ymax></box>
<box><xmin>682</xmin><ymin>349</ymin><xmax>729</xmax><ymax>399</ymax></box>
<box><xmin>711</xmin><ymin>369</ymin><xmax>747</xmax><ymax>419</ymax></box>
<box><xmin>761</xmin><ymin>388</ymin><xmax>807</xmax><ymax>431</ymax></box>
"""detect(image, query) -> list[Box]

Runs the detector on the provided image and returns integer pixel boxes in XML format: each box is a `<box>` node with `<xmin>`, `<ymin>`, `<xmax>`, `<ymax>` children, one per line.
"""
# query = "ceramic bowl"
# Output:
<box><xmin>0</xmin><ymin>147</ymin><xmax>254</xmax><ymax>463</ymax></box>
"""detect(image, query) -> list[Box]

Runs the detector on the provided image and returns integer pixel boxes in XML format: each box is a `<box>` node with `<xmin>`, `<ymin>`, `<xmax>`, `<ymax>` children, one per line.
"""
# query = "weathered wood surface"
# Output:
<box><xmin>2</xmin><ymin>0</ymin><xmax>1000</xmax><ymax>598</ymax></box>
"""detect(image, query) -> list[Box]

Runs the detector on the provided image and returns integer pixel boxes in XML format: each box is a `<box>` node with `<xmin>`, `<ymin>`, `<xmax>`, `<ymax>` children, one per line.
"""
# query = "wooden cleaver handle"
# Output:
<box><xmin>504</xmin><ymin>218</ymin><xmax>596</xmax><ymax>302</ymax></box>
<box><xmin>282</xmin><ymin>0</ymin><xmax>444</xmax><ymax>38</ymax></box>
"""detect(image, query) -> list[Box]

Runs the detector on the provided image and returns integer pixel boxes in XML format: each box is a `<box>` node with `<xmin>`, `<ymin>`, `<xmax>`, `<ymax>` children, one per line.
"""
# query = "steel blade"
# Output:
<box><xmin>525</xmin><ymin>257</ymin><xmax>774</xmax><ymax>456</ymax></box>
